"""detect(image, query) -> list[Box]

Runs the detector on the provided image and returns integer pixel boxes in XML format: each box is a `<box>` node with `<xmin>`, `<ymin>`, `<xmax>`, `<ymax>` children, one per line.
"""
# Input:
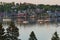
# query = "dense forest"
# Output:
<box><xmin>0</xmin><ymin>2</ymin><xmax>60</xmax><ymax>12</ymax></box>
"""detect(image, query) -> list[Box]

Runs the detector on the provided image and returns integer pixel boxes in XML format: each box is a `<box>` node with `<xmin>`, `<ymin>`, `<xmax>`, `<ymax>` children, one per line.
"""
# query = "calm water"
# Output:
<box><xmin>3</xmin><ymin>23</ymin><xmax>60</xmax><ymax>40</ymax></box>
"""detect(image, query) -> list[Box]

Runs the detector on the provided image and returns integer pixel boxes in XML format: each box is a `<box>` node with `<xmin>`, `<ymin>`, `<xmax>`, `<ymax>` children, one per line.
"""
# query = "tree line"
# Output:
<box><xmin>0</xmin><ymin>2</ymin><xmax>60</xmax><ymax>12</ymax></box>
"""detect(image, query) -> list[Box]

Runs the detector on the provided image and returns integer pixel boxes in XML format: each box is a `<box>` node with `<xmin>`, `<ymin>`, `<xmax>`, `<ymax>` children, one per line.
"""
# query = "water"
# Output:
<box><xmin>3</xmin><ymin>23</ymin><xmax>60</xmax><ymax>40</ymax></box>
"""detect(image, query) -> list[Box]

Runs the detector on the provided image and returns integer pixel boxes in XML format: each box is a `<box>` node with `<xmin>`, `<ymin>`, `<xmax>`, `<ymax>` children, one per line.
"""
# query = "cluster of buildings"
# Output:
<box><xmin>0</xmin><ymin>8</ymin><xmax>60</xmax><ymax>25</ymax></box>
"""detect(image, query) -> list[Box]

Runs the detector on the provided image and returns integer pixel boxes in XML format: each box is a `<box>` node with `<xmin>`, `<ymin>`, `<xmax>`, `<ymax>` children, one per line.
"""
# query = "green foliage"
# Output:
<box><xmin>0</xmin><ymin>2</ymin><xmax>60</xmax><ymax>12</ymax></box>
<box><xmin>0</xmin><ymin>5</ymin><xmax>4</xmax><ymax>12</ymax></box>
<box><xmin>5</xmin><ymin>22</ymin><xmax>19</xmax><ymax>40</ymax></box>
<box><xmin>51</xmin><ymin>31</ymin><xmax>60</xmax><ymax>40</ymax></box>
<box><xmin>37</xmin><ymin>4</ymin><xmax>60</xmax><ymax>11</ymax></box>
<box><xmin>0</xmin><ymin>22</ymin><xmax>5</xmax><ymax>40</ymax></box>
<box><xmin>29</xmin><ymin>31</ymin><xmax>37</xmax><ymax>40</ymax></box>
<box><xmin>19</xmin><ymin>3</ymin><xmax>28</xmax><ymax>10</ymax></box>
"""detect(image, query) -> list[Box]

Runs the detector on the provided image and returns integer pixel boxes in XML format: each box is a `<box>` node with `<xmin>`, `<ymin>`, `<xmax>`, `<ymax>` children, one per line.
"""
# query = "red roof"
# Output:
<box><xmin>17</xmin><ymin>13</ymin><xmax>27</xmax><ymax>17</ymax></box>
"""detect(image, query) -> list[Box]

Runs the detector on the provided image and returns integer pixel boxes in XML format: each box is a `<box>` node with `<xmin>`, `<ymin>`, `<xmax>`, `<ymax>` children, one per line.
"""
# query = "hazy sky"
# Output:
<box><xmin>0</xmin><ymin>0</ymin><xmax>60</xmax><ymax>5</ymax></box>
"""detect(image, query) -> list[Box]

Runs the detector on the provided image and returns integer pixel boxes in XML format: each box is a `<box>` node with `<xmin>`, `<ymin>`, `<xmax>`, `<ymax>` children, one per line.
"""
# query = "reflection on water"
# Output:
<box><xmin>3</xmin><ymin>23</ymin><xmax>60</xmax><ymax>40</ymax></box>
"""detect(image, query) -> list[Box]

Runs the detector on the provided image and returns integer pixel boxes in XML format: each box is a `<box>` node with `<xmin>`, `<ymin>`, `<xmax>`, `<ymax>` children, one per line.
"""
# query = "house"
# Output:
<box><xmin>47</xmin><ymin>11</ymin><xmax>57</xmax><ymax>23</ymax></box>
<box><xmin>16</xmin><ymin>12</ymin><xmax>28</xmax><ymax>24</ymax></box>
<box><xmin>3</xmin><ymin>12</ymin><xmax>12</xmax><ymax>24</ymax></box>
<box><xmin>55</xmin><ymin>11</ymin><xmax>60</xmax><ymax>22</ymax></box>
<box><xmin>28</xmin><ymin>11</ymin><xmax>37</xmax><ymax>24</ymax></box>
<box><xmin>37</xmin><ymin>12</ymin><xmax>50</xmax><ymax>24</ymax></box>
<box><xmin>37</xmin><ymin>19</ymin><xmax>44</xmax><ymax>24</ymax></box>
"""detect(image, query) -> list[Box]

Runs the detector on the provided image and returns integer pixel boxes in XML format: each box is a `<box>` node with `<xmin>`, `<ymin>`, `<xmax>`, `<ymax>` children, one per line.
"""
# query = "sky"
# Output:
<box><xmin>0</xmin><ymin>0</ymin><xmax>60</xmax><ymax>5</ymax></box>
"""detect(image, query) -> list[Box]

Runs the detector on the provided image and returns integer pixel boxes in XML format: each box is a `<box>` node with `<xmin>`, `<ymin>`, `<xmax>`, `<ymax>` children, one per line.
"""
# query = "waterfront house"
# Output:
<box><xmin>28</xmin><ymin>11</ymin><xmax>37</xmax><ymax>24</ymax></box>
<box><xmin>3</xmin><ymin>12</ymin><xmax>12</xmax><ymax>24</ymax></box>
<box><xmin>55</xmin><ymin>11</ymin><xmax>60</xmax><ymax>23</ymax></box>
<box><xmin>37</xmin><ymin>12</ymin><xmax>50</xmax><ymax>24</ymax></box>
<box><xmin>17</xmin><ymin>12</ymin><xmax>28</xmax><ymax>24</ymax></box>
<box><xmin>47</xmin><ymin>11</ymin><xmax>56</xmax><ymax>23</ymax></box>
<box><xmin>37</xmin><ymin>19</ymin><xmax>44</xmax><ymax>24</ymax></box>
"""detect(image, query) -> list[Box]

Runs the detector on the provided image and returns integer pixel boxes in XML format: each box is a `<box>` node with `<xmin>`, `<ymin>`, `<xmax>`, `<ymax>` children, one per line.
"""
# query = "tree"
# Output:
<box><xmin>5</xmin><ymin>22</ymin><xmax>20</xmax><ymax>40</ymax></box>
<box><xmin>29</xmin><ymin>31</ymin><xmax>37</xmax><ymax>40</ymax></box>
<box><xmin>0</xmin><ymin>22</ymin><xmax>5</xmax><ymax>40</ymax></box>
<box><xmin>51</xmin><ymin>31</ymin><xmax>60</xmax><ymax>40</ymax></box>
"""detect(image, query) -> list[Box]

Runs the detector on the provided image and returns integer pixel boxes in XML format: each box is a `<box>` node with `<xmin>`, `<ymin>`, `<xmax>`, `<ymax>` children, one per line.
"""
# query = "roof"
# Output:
<box><xmin>17</xmin><ymin>13</ymin><xmax>27</xmax><ymax>17</ymax></box>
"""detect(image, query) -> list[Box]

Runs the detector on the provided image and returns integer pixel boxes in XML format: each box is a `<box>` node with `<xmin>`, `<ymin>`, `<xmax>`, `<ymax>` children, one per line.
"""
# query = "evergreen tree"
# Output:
<box><xmin>5</xmin><ymin>22</ymin><xmax>19</xmax><ymax>40</ymax></box>
<box><xmin>51</xmin><ymin>31</ymin><xmax>60</xmax><ymax>40</ymax></box>
<box><xmin>29</xmin><ymin>31</ymin><xmax>37</xmax><ymax>40</ymax></box>
<box><xmin>0</xmin><ymin>22</ymin><xmax>5</xmax><ymax>40</ymax></box>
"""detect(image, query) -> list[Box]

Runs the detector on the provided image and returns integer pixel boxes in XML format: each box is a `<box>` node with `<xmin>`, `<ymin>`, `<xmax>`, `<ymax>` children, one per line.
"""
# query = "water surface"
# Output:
<box><xmin>3</xmin><ymin>23</ymin><xmax>60</xmax><ymax>40</ymax></box>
